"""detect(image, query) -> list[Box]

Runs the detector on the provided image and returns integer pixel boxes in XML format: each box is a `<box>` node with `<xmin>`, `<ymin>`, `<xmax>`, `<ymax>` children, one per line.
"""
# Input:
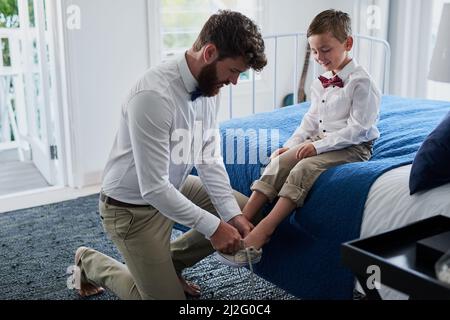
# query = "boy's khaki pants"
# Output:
<box><xmin>251</xmin><ymin>141</ymin><xmax>373</xmax><ymax>207</ymax></box>
<box><xmin>77</xmin><ymin>175</ymin><xmax>251</xmax><ymax>300</ymax></box>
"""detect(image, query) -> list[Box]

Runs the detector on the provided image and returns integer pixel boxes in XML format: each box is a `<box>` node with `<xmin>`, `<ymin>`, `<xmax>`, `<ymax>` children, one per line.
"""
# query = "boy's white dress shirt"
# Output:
<box><xmin>284</xmin><ymin>59</ymin><xmax>381</xmax><ymax>154</ymax></box>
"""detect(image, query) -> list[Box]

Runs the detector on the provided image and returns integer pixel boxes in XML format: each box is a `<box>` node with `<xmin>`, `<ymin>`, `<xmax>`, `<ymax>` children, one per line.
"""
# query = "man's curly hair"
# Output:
<box><xmin>193</xmin><ymin>10</ymin><xmax>267</xmax><ymax>72</ymax></box>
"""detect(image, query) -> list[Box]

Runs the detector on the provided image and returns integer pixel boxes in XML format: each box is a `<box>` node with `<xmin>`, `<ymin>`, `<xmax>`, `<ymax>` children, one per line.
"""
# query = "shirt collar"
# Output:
<box><xmin>322</xmin><ymin>58</ymin><xmax>358</xmax><ymax>82</ymax></box>
<box><xmin>177</xmin><ymin>52</ymin><xmax>199</xmax><ymax>94</ymax></box>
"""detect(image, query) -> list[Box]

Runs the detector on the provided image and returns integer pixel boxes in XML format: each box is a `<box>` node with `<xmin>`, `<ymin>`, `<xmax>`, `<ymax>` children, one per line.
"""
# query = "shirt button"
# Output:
<box><xmin>322</xmin><ymin>100</ymin><xmax>325</xmax><ymax>103</ymax></box>
<box><xmin>319</xmin><ymin>120</ymin><xmax>323</xmax><ymax>123</ymax></box>
<box><xmin>323</xmin><ymin>130</ymin><xmax>327</xmax><ymax>133</ymax></box>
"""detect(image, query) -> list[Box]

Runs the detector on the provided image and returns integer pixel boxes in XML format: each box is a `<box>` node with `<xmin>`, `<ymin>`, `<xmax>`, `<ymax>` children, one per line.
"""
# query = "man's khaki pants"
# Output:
<box><xmin>77</xmin><ymin>175</ymin><xmax>252</xmax><ymax>300</ymax></box>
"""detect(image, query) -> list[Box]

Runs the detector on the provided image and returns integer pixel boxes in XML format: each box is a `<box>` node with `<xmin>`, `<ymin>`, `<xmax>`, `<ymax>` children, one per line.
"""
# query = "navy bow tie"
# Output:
<box><xmin>190</xmin><ymin>88</ymin><xmax>204</xmax><ymax>101</ymax></box>
<box><xmin>318</xmin><ymin>75</ymin><xmax>344</xmax><ymax>89</ymax></box>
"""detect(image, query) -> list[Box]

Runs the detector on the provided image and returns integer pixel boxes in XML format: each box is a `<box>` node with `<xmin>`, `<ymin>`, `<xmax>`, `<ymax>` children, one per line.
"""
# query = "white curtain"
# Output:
<box><xmin>352</xmin><ymin>0</ymin><xmax>390</xmax><ymax>93</ymax></box>
<box><xmin>387</xmin><ymin>0</ymin><xmax>433</xmax><ymax>98</ymax></box>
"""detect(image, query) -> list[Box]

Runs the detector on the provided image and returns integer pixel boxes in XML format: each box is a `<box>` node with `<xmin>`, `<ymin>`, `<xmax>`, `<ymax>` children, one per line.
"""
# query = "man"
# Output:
<box><xmin>72</xmin><ymin>10</ymin><xmax>267</xmax><ymax>300</ymax></box>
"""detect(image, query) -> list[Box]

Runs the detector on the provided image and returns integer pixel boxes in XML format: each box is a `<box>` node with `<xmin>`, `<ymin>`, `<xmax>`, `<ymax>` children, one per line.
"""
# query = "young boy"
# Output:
<box><xmin>217</xmin><ymin>9</ymin><xmax>381</xmax><ymax>266</ymax></box>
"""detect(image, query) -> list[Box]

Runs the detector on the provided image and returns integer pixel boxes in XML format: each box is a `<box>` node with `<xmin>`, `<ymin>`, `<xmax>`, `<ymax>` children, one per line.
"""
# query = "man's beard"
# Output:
<box><xmin>197</xmin><ymin>60</ymin><xmax>227</xmax><ymax>97</ymax></box>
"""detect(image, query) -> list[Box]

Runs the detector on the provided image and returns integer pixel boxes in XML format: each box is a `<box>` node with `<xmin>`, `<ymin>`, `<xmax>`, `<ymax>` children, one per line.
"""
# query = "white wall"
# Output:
<box><xmin>217</xmin><ymin>0</ymin><xmax>355</xmax><ymax>120</ymax></box>
<box><xmin>60</xmin><ymin>0</ymin><xmax>150</xmax><ymax>187</ymax></box>
<box><xmin>60</xmin><ymin>0</ymin><xmax>361</xmax><ymax>188</ymax></box>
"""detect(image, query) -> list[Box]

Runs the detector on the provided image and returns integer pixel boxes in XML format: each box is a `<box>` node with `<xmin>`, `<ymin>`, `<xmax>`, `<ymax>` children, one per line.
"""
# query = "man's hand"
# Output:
<box><xmin>270</xmin><ymin>147</ymin><xmax>289</xmax><ymax>160</ymax></box>
<box><xmin>229</xmin><ymin>215</ymin><xmax>254</xmax><ymax>238</ymax></box>
<box><xmin>295</xmin><ymin>143</ymin><xmax>317</xmax><ymax>160</ymax></box>
<box><xmin>209</xmin><ymin>221</ymin><xmax>242</xmax><ymax>254</ymax></box>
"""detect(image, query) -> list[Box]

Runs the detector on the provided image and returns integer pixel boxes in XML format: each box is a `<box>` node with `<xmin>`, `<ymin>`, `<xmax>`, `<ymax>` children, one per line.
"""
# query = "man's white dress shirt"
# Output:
<box><xmin>284</xmin><ymin>59</ymin><xmax>381</xmax><ymax>154</ymax></box>
<box><xmin>102</xmin><ymin>55</ymin><xmax>241</xmax><ymax>238</ymax></box>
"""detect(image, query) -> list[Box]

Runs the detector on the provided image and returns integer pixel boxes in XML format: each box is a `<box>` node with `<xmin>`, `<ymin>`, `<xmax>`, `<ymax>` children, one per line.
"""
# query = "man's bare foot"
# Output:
<box><xmin>178</xmin><ymin>274</ymin><xmax>201</xmax><ymax>297</ymax></box>
<box><xmin>243</xmin><ymin>224</ymin><xmax>272</xmax><ymax>250</ymax></box>
<box><xmin>74</xmin><ymin>246</ymin><xmax>105</xmax><ymax>298</ymax></box>
<box><xmin>79</xmin><ymin>283</ymin><xmax>105</xmax><ymax>297</ymax></box>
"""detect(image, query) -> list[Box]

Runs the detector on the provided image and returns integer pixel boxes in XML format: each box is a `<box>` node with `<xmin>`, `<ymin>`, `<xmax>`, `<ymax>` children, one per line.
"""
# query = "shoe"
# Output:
<box><xmin>214</xmin><ymin>246</ymin><xmax>262</xmax><ymax>268</ymax></box>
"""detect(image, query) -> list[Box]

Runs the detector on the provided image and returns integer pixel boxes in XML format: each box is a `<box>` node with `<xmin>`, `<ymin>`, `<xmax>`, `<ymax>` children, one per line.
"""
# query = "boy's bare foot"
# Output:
<box><xmin>74</xmin><ymin>247</ymin><xmax>105</xmax><ymax>298</ymax></box>
<box><xmin>178</xmin><ymin>274</ymin><xmax>201</xmax><ymax>297</ymax></box>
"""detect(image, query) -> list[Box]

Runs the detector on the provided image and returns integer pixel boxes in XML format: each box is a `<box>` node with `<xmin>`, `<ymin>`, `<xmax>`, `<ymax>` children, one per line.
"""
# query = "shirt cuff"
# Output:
<box><xmin>312</xmin><ymin>139</ymin><xmax>329</xmax><ymax>155</ymax></box>
<box><xmin>194</xmin><ymin>210</ymin><xmax>221</xmax><ymax>239</ymax></box>
<box><xmin>219</xmin><ymin>200</ymin><xmax>242</xmax><ymax>223</ymax></box>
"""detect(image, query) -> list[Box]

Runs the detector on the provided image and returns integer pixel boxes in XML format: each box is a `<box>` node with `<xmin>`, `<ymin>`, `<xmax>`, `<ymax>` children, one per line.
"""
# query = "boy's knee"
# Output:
<box><xmin>286</xmin><ymin>158</ymin><xmax>324</xmax><ymax>186</ymax></box>
<box><xmin>292</xmin><ymin>157</ymin><xmax>321</xmax><ymax>173</ymax></box>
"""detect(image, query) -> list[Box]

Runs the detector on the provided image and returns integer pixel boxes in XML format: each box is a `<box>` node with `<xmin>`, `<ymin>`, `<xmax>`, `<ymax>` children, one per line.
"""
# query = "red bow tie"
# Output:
<box><xmin>319</xmin><ymin>75</ymin><xmax>344</xmax><ymax>89</ymax></box>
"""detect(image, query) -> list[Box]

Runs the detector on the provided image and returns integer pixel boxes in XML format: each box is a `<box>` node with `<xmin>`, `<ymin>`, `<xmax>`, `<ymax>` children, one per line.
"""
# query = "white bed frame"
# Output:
<box><xmin>227</xmin><ymin>33</ymin><xmax>391</xmax><ymax>117</ymax></box>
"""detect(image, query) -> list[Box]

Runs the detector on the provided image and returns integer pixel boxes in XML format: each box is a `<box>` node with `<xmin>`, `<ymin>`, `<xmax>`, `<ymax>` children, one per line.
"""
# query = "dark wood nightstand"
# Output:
<box><xmin>342</xmin><ymin>215</ymin><xmax>450</xmax><ymax>300</ymax></box>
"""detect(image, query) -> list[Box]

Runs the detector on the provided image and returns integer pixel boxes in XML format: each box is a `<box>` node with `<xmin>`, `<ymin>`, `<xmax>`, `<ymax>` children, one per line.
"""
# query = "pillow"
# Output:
<box><xmin>409</xmin><ymin>111</ymin><xmax>450</xmax><ymax>195</ymax></box>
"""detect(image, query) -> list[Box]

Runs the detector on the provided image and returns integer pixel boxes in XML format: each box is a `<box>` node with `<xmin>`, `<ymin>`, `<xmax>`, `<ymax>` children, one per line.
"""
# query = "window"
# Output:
<box><xmin>0</xmin><ymin>0</ymin><xmax>54</xmax><ymax>146</ymax></box>
<box><xmin>1</xmin><ymin>0</ymin><xmax>59</xmax><ymax>183</ymax></box>
<box><xmin>0</xmin><ymin>0</ymin><xmax>38</xmax><ymax>149</ymax></box>
<box><xmin>160</xmin><ymin>0</ymin><xmax>263</xmax><ymax>58</ymax></box>
<box><xmin>154</xmin><ymin>0</ymin><xmax>263</xmax><ymax>81</ymax></box>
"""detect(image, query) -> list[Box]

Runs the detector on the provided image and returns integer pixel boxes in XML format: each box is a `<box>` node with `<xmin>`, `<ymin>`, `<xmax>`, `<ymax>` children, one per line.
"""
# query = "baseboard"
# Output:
<box><xmin>0</xmin><ymin>185</ymin><xmax>101</xmax><ymax>213</ymax></box>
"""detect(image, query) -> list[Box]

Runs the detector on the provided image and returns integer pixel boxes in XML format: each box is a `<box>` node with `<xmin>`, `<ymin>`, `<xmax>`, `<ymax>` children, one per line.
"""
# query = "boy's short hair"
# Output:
<box><xmin>307</xmin><ymin>9</ymin><xmax>352</xmax><ymax>43</ymax></box>
<box><xmin>193</xmin><ymin>10</ymin><xmax>267</xmax><ymax>72</ymax></box>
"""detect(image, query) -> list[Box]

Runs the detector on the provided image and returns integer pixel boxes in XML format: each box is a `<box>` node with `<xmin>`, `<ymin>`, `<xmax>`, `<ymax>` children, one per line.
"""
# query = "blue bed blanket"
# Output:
<box><xmin>218</xmin><ymin>95</ymin><xmax>450</xmax><ymax>299</ymax></box>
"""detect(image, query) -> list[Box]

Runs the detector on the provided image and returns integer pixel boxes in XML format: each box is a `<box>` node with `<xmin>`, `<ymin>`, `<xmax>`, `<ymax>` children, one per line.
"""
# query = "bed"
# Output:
<box><xmin>217</xmin><ymin>95</ymin><xmax>450</xmax><ymax>299</ymax></box>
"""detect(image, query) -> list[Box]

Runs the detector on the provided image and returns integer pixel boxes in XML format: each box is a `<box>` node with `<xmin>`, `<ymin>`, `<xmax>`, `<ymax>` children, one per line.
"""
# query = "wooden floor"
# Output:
<box><xmin>0</xmin><ymin>152</ymin><xmax>49</xmax><ymax>196</ymax></box>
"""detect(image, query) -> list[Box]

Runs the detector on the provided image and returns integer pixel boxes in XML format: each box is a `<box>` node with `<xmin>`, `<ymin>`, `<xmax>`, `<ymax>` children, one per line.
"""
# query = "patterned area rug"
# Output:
<box><xmin>0</xmin><ymin>195</ymin><xmax>297</xmax><ymax>300</ymax></box>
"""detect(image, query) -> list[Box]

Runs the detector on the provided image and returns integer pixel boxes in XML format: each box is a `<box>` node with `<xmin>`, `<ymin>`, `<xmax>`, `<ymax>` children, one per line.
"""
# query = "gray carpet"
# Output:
<box><xmin>0</xmin><ymin>195</ymin><xmax>297</xmax><ymax>300</ymax></box>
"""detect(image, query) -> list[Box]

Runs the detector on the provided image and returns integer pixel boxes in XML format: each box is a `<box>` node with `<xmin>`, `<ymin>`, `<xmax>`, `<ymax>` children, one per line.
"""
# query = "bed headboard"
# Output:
<box><xmin>226</xmin><ymin>33</ymin><xmax>391</xmax><ymax>118</ymax></box>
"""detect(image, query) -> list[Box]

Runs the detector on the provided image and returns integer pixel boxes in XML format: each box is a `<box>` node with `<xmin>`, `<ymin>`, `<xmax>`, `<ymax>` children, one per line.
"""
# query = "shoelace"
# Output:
<box><xmin>245</xmin><ymin>247</ymin><xmax>256</xmax><ymax>298</ymax></box>
<box><xmin>234</xmin><ymin>240</ymin><xmax>257</xmax><ymax>298</ymax></box>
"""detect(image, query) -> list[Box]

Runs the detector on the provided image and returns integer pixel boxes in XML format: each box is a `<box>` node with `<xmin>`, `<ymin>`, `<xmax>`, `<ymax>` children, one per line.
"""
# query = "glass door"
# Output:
<box><xmin>0</xmin><ymin>0</ymin><xmax>60</xmax><ymax>186</ymax></box>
